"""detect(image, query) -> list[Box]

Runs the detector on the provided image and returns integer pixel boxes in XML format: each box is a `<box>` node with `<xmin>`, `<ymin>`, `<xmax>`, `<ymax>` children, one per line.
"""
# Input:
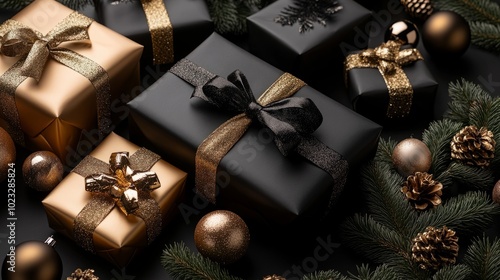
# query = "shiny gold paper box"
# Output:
<box><xmin>42</xmin><ymin>132</ymin><xmax>187</xmax><ymax>267</ymax></box>
<box><xmin>0</xmin><ymin>0</ymin><xmax>143</xmax><ymax>163</ymax></box>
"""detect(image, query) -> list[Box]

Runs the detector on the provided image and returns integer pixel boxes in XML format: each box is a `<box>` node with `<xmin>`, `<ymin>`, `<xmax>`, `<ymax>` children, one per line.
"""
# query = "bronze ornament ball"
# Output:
<box><xmin>0</xmin><ymin>127</ymin><xmax>16</xmax><ymax>182</ymax></box>
<box><xmin>493</xmin><ymin>180</ymin><xmax>500</xmax><ymax>204</ymax></box>
<box><xmin>22</xmin><ymin>151</ymin><xmax>64</xmax><ymax>192</ymax></box>
<box><xmin>392</xmin><ymin>138</ymin><xmax>432</xmax><ymax>178</ymax></box>
<box><xmin>384</xmin><ymin>20</ymin><xmax>420</xmax><ymax>47</ymax></box>
<box><xmin>422</xmin><ymin>11</ymin><xmax>471</xmax><ymax>59</ymax></box>
<box><xmin>194</xmin><ymin>210</ymin><xmax>250</xmax><ymax>264</ymax></box>
<box><xmin>1</xmin><ymin>236</ymin><xmax>63</xmax><ymax>280</ymax></box>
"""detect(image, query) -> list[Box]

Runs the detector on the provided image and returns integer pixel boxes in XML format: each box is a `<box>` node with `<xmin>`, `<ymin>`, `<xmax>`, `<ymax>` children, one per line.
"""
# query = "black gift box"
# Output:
<box><xmin>247</xmin><ymin>0</ymin><xmax>371</xmax><ymax>82</ymax></box>
<box><xmin>346</xmin><ymin>53</ymin><xmax>438</xmax><ymax>123</ymax></box>
<box><xmin>128</xmin><ymin>33</ymin><xmax>381</xmax><ymax>226</ymax></box>
<box><xmin>96</xmin><ymin>0</ymin><xmax>213</xmax><ymax>69</ymax></box>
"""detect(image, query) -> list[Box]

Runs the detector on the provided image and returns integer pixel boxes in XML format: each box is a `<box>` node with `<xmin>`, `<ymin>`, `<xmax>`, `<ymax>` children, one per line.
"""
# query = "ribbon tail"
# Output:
<box><xmin>295</xmin><ymin>135</ymin><xmax>349</xmax><ymax>211</ymax></box>
<box><xmin>196</xmin><ymin>114</ymin><xmax>251</xmax><ymax>203</ymax></box>
<box><xmin>51</xmin><ymin>49</ymin><xmax>112</xmax><ymax>136</ymax></box>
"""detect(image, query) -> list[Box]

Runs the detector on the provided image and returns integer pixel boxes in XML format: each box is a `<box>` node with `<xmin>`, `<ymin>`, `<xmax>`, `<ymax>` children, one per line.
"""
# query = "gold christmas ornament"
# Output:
<box><xmin>401</xmin><ymin>172</ymin><xmax>443</xmax><ymax>210</ymax></box>
<box><xmin>492</xmin><ymin>180</ymin><xmax>500</xmax><ymax>204</ymax></box>
<box><xmin>22</xmin><ymin>151</ymin><xmax>64</xmax><ymax>192</ymax></box>
<box><xmin>412</xmin><ymin>226</ymin><xmax>459</xmax><ymax>271</ymax></box>
<box><xmin>67</xmin><ymin>268</ymin><xmax>99</xmax><ymax>280</ymax></box>
<box><xmin>263</xmin><ymin>275</ymin><xmax>286</xmax><ymax>280</ymax></box>
<box><xmin>0</xmin><ymin>127</ymin><xmax>16</xmax><ymax>182</ymax></box>
<box><xmin>384</xmin><ymin>20</ymin><xmax>420</xmax><ymax>47</ymax></box>
<box><xmin>451</xmin><ymin>125</ymin><xmax>495</xmax><ymax>167</ymax></box>
<box><xmin>422</xmin><ymin>11</ymin><xmax>471</xmax><ymax>59</ymax></box>
<box><xmin>2</xmin><ymin>236</ymin><xmax>62</xmax><ymax>280</ymax></box>
<box><xmin>400</xmin><ymin>0</ymin><xmax>434</xmax><ymax>21</ymax></box>
<box><xmin>392</xmin><ymin>138</ymin><xmax>432</xmax><ymax>177</ymax></box>
<box><xmin>194</xmin><ymin>210</ymin><xmax>250</xmax><ymax>264</ymax></box>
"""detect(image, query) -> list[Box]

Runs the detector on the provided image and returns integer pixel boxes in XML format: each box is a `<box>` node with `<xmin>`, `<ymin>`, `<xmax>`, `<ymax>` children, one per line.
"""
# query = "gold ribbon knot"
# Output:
<box><xmin>85</xmin><ymin>152</ymin><xmax>161</xmax><ymax>216</ymax></box>
<box><xmin>345</xmin><ymin>40</ymin><xmax>423</xmax><ymax>118</ymax></box>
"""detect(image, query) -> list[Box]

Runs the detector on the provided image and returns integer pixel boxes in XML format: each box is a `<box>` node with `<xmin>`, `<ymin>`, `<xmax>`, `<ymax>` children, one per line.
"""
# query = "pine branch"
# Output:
<box><xmin>341</xmin><ymin>214</ymin><xmax>411</xmax><ymax>264</ymax></box>
<box><xmin>432</xmin><ymin>265</ymin><xmax>471</xmax><ymax>280</ymax></box>
<box><xmin>422</xmin><ymin>120</ymin><xmax>464</xmax><ymax>176</ymax></box>
<box><xmin>433</xmin><ymin>0</ymin><xmax>500</xmax><ymax>25</ymax></box>
<box><xmin>351</xmin><ymin>264</ymin><xmax>404</xmax><ymax>280</ymax></box>
<box><xmin>470</xmin><ymin>21</ymin><xmax>500</xmax><ymax>53</ymax></box>
<box><xmin>414</xmin><ymin>191</ymin><xmax>500</xmax><ymax>237</ymax></box>
<box><xmin>446</xmin><ymin>79</ymin><xmax>492</xmax><ymax>124</ymax></box>
<box><xmin>161</xmin><ymin>242</ymin><xmax>243</xmax><ymax>280</ymax></box>
<box><xmin>302</xmin><ymin>270</ymin><xmax>352</xmax><ymax>280</ymax></box>
<box><xmin>374</xmin><ymin>138</ymin><xmax>397</xmax><ymax>167</ymax></box>
<box><xmin>442</xmin><ymin>162</ymin><xmax>495</xmax><ymax>191</ymax></box>
<box><xmin>361</xmin><ymin>162</ymin><xmax>417</xmax><ymax>237</ymax></box>
<box><xmin>274</xmin><ymin>0</ymin><xmax>343</xmax><ymax>33</ymax></box>
<box><xmin>462</xmin><ymin>236</ymin><xmax>500</xmax><ymax>280</ymax></box>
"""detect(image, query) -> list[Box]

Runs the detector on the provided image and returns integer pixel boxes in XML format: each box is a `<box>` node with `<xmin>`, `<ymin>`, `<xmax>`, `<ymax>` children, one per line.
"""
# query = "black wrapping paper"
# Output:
<box><xmin>247</xmin><ymin>0</ymin><xmax>371</xmax><ymax>82</ymax></box>
<box><xmin>128</xmin><ymin>33</ymin><xmax>382</xmax><ymax>226</ymax></box>
<box><xmin>346</xmin><ymin>57</ymin><xmax>438</xmax><ymax>123</ymax></box>
<box><xmin>96</xmin><ymin>0</ymin><xmax>213</xmax><ymax>69</ymax></box>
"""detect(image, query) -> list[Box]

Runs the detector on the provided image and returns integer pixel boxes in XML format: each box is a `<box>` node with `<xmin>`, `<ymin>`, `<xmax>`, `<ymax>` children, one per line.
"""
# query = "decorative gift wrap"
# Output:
<box><xmin>345</xmin><ymin>40</ymin><xmax>438</xmax><ymax>122</ymax></box>
<box><xmin>42</xmin><ymin>132</ymin><xmax>187</xmax><ymax>267</ymax></box>
<box><xmin>0</xmin><ymin>0</ymin><xmax>143</xmax><ymax>163</ymax></box>
<box><xmin>128</xmin><ymin>33</ymin><xmax>382</xmax><ymax>226</ymax></box>
<box><xmin>247</xmin><ymin>0</ymin><xmax>371</xmax><ymax>81</ymax></box>
<box><xmin>97</xmin><ymin>0</ymin><xmax>213</xmax><ymax>67</ymax></box>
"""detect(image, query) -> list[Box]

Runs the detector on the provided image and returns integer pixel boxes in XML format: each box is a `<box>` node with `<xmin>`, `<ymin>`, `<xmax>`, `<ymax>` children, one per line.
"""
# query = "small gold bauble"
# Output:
<box><xmin>493</xmin><ymin>180</ymin><xmax>500</xmax><ymax>204</ymax></box>
<box><xmin>23</xmin><ymin>151</ymin><xmax>64</xmax><ymax>192</ymax></box>
<box><xmin>0</xmin><ymin>127</ymin><xmax>16</xmax><ymax>182</ymax></box>
<box><xmin>422</xmin><ymin>11</ymin><xmax>471</xmax><ymax>59</ymax></box>
<box><xmin>384</xmin><ymin>20</ymin><xmax>420</xmax><ymax>47</ymax></box>
<box><xmin>2</xmin><ymin>237</ymin><xmax>62</xmax><ymax>280</ymax></box>
<box><xmin>194</xmin><ymin>210</ymin><xmax>250</xmax><ymax>264</ymax></box>
<box><xmin>392</xmin><ymin>138</ymin><xmax>432</xmax><ymax>177</ymax></box>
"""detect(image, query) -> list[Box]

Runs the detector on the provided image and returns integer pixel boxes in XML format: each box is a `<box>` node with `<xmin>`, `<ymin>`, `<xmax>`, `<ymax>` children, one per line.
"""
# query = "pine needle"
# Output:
<box><xmin>462</xmin><ymin>235</ymin><xmax>500</xmax><ymax>280</ymax></box>
<box><xmin>432</xmin><ymin>265</ymin><xmax>471</xmax><ymax>280</ymax></box>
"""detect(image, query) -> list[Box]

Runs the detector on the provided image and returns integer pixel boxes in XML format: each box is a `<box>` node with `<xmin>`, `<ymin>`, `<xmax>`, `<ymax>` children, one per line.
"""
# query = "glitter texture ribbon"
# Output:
<box><xmin>140</xmin><ymin>0</ymin><xmax>174</xmax><ymax>64</ymax></box>
<box><xmin>0</xmin><ymin>12</ymin><xmax>112</xmax><ymax>145</ymax></box>
<box><xmin>72</xmin><ymin>148</ymin><xmax>162</xmax><ymax>253</ymax></box>
<box><xmin>344</xmin><ymin>40</ymin><xmax>423</xmax><ymax>118</ymax></box>
<box><xmin>170</xmin><ymin>59</ymin><xmax>349</xmax><ymax>206</ymax></box>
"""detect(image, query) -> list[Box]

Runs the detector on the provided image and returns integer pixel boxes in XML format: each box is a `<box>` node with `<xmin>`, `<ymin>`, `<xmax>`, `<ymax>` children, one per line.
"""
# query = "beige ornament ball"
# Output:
<box><xmin>23</xmin><ymin>151</ymin><xmax>64</xmax><ymax>192</ymax></box>
<box><xmin>0</xmin><ymin>127</ymin><xmax>16</xmax><ymax>182</ymax></box>
<box><xmin>194</xmin><ymin>210</ymin><xmax>250</xmax><ymax>264</ymax></box>
<box><xmin>392</xmin><ymin>138</ymin><xmax>432</xmax><ymax>177</ymax></box>
<box><xmin>492</xmin><ymin>180</ymin><xmax>500</xmax><ymax>204</ymax></box>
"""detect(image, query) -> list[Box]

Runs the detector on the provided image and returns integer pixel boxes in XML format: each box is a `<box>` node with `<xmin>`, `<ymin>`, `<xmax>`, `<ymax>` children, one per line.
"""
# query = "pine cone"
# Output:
<box><xmin>401</xmin><ymin>172</ymin><xmax>443</xmax><ymax>210</ymax></box>
<box><xmin>451</xmin><ymin>125</ymin><xmax>496</xmax><ymax>167</ymax></box>
<box><xmin>67</xmin><ymin>268</ymin><xmax>99</xmax><ymax>280</ymax></box>
<box><xmin>400</xmin><ymin>0</ymin><xmax>434</xmax><ymax>20</ymax></box>
<box><xmin>412</xmin><ymin>226</ymin><xmax>459</xmax><ymax>271</ymax></box>
<box><xmin>263</xmin><ymin>275</ymin><xmax>286</xmax><ymax>280</ymax></box>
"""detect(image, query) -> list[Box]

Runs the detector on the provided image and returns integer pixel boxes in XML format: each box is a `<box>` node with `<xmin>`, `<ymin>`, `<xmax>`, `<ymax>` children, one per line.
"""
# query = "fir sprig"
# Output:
<box><xmin>462</xmin><ymin>236</ymin><xmax>500</xmax><ymax>279</ymax></box>
<box><xmin>161</xmin><ymin>242</ymin><xmax>243</xmax><ymax>280</ymax></box>
<box><xmin>431</xmin><ymin>265</ymin><xmax>471</xmax><ymax>280</ymax></box>
<box><xmin>433</xmin><ymin>0</ymin><xmax>500</xmax><ymax>53</ymax></box>
<box><xmin>274</xmin><ymin>0</ymin><xmax>343</xmax><ymax>33</ymax></box>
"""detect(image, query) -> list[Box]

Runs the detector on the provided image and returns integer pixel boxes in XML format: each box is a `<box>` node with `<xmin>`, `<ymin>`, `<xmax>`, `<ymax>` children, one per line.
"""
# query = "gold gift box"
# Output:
<box><xmin>42</xmin><ymin>132</ymin><xmax>187</xmax><ymax>267</ymax></box>
<box><xmin>0</xmin><ymin>0</ymin><xmax>143</xmax><ymax>162</ymax></box>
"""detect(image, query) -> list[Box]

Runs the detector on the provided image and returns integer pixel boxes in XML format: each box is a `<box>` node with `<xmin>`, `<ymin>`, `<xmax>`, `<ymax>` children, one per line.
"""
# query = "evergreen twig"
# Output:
<box><xmin>431</xmin><ymin>265</ymin><xmax>471</xmax><ymax>280</ymax></box>
<box><xmin>462</xmin><ymin>236</ymin><xmax>500</xmax><ymax>280</ymax></box>
<box><xmin>161</xmin><ymin>242</ymin><xmax>243</xmax><ymax>280</ymax></box>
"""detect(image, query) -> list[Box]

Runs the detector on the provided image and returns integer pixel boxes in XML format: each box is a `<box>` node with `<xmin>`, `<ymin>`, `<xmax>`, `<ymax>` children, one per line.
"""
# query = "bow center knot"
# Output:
<box><xmin>85</xmin><ymin>152</ymin><xmax>161</xmax><ymax>216</ymax></box>
<box><xmin>245</xmin><ymin>101</ymin><xmax>263</xmax><ymax>119</ymax></box>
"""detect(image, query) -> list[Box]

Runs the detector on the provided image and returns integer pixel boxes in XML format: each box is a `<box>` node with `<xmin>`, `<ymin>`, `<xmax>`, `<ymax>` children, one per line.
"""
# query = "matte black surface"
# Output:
<box><xmin>128</xmin><ymin>33</ymin><xmax>382</xmax><ymax>227</ymax></box>
<box><xmin>2</xmin><ymin>0</ymin><xmax>500</xmax><ymax>279</ymax></box>
<box><xmin>96</xmin><ymin>0</ymin><xmax>213</xmax><ymax>71</ymax></box>
<box><xmin>247</xmin><ymin>0</ymin><xmax>371</xmax><ymax>82</ymax></box>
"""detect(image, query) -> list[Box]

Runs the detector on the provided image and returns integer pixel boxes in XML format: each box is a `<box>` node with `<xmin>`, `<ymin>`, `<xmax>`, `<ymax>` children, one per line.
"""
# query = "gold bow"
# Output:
<box><xmin>85</xmin><ymin>152</ymin><xmax>161</xmax><ymax>216</ymax></box>
<box><xmin>0</xmin><ymin>12</ymin><xmax>111</xmax><ymax>145</ymax></box>
<box><xmin>1</xmin><ymin>14</ymin><xmax>92</xmax><ymax>82</ymax></box>
<box><xmin>345</xmin><ymin>40</ymin><xmax>423</xmax><ymax>118</ymax></box>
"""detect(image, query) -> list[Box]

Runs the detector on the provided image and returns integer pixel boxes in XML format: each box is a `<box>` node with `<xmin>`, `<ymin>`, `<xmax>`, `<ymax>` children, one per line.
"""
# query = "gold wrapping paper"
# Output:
<box><xmin>344</xmin><ymin>40</ymin><xmax>423</xmax><ymax>118</ymax></box>
<box><xmin>0</xmin><ymin>0</ymin><xmax>143</xmax><ymax>161</ymax></box>
<box><xmin>42</xmin><ymin>132</ymin><xmax>187</xmax><ymax>267</ymax></box>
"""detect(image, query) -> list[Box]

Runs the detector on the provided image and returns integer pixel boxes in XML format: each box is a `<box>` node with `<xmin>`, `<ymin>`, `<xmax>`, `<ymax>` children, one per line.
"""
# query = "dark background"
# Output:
<box><xmin>2</xmin><ymin>0</ymin><xmax>500</xmax><ymax>279</ymax></box>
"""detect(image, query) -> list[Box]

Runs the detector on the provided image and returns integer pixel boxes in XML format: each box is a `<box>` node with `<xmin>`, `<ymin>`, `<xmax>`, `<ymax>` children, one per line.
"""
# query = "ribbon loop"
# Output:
<box><xmin>345</xmin><ymin>40</ymin><xmax>423</xmax><ymax>118</ymax></box>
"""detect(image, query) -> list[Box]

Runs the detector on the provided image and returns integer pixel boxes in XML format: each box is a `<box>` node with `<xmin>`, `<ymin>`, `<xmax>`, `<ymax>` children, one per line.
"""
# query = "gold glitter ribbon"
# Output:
<box><xmin>196</xmin><ymin>72</ymin><xmax>306</xmax><ymax>203</ymax></box>
<box><xmin>345</xmin><ymin>40</ymin><xmax>423</xmax><ymax>118</ymax></box>
<box><xmin>0</xmin><ymin>12</ymin><xmax>112</xmax><ymax>145</ymax></box>
<box><xmin>140</xmin><ymin>0</ymin><xmax>174</xmax><ymax>64</ymax></box>
<box><xmin>72</xmin><ymin>148</ymin><xmax>162</xmax><ymax>253</ymax></box>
